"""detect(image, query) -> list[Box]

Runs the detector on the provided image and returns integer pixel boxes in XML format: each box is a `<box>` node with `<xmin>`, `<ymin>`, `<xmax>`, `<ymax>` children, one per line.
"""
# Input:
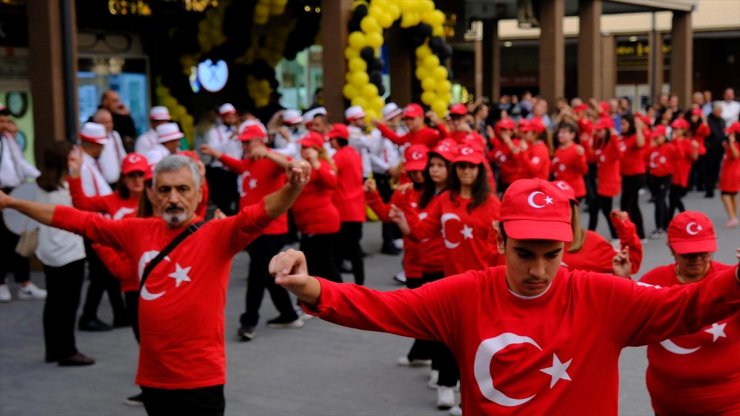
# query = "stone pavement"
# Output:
<box><xmin>1</xmin><ymin>190</ymin><xmax>738</xmax><ymax>416</ymax></box>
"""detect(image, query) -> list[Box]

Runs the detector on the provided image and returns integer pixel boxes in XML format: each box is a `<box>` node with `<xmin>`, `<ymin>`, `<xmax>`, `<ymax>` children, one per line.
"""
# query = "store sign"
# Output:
<box><xmin>616</xmin><ymin>41</ymin><xmax>671</xmax><ymax>71</ymax></box>
<box><xmin>197</xmin><ymin>59</ymin><xmax>228</xmax><ymax>92</ymax></box>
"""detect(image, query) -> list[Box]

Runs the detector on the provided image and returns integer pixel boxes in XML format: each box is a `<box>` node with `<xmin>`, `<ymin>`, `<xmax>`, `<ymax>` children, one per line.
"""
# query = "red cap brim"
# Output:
<box><xmin>405</xmin><ymin>160</ymin><xmax>427</xmax><ymax>171</ymax></box>
<box><xmin>503</xmin><ymin>220</ymin><xmax>573</xmax><ymax>242</ymax></box>
<box><xmin>453</xmin><ymin>155</ymin><xmax>485</xmax><ymax>165</ymax></box>
<box><xmin>670</xmin><ymin>238</ymin><xmax>717</xmax><ymax>254</ymax></box>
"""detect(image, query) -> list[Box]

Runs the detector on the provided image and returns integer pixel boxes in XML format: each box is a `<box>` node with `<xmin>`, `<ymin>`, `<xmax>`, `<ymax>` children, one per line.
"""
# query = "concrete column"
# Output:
<box><xmin>648</xmin><ymin>31</ymin><xmax>664</xmax><ymax>103</ymax></box>
<box><xmin>321</xmin><ymin>0</ymin><xmax>353</xmax><ymax>122</ymax></box>
<box><xmin>538</xmin><ymin>0</ymin><xmax>565</xmax><ymax>106</ymax></box>
<box><xmin>483</xmin><ymin>19</ymin><xmax>500</xmax><ymax>102</ymax></box>
<box><xmin>578</xmin><ymin>0</ymin><xmax>602</xmax><ymax>100</ymax></box>
<box><xmin>388</xmin><ymin>25</ymin><xmax>413</xmax><ymax>106</ymax></box>
<box><xmin>670</xmin><ymin>11</ymin><xmax>693</xmax><ymax>108</ymax></box>
<box><xmin>601</xmin><ymin>35</ymin><xmax>616</xmax><ymax>99</ymax></box>
<box><xmin>28</xmin><ymin>0</ymin><xmax>76</xmax><ymax>156</ymax></box>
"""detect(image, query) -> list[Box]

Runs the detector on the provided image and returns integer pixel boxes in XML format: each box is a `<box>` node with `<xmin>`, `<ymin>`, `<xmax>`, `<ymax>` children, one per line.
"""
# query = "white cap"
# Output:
<box><xmin>382</xmin><ymin>103</ymin><xmax>403</xmax><ymax>121</ymax></box>
<box><xmin>156</xmin><ymin>123</ymin><xmax>184</xmax><ymax>143</ymax></box>
<box><xmin>79</xmin><ymin>122</ymin><xmax>108</xmax><ymax>145</ymax></box>
<box><xmin>149</xmin><ymin>106</ymin><xmax>171</xmax><ymax>121</ymax></box>
<box><xmin>238</xmin><ymin>119</ymin><xmax>268</xmax><ymax>136</ymax></box>
<box><xmin>282</xmin><ymin>109</ymin><xmax>303</xmax><ymax>125</ymax></box>
<box><xmin>219</xmin><ymin>103</ymin><xmax>237</xmax><ymax>115</ymax></box>
<box><xmin>303</xmin><ymin>107</ymin><xmax>327</xmax><ymax>124</ymax></box>
<box><xmin>345</xmin><ymin>105</ymin><xmax>366</xmax><ymax>121</ymax></box>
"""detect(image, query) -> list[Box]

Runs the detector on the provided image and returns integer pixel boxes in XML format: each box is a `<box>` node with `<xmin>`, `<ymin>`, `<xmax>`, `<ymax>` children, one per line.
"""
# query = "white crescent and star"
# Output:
<box><xmin>527</xmin><ymin>191</ymin><xmax>554</xmax><ymax>209</ymax></box>
<box><xmin>474</xmin><ymin>332</ymin><xmax>573</xmax><ymax>407</ymax></box>
<box><xmin>112</xmin><ymin>207</ymin><xmax>137</xmax><ymax>220</ymax></box>
<box><xmin>685</xmin><ymin>222</ymin><xmax>702</xmax><ymax>235</ymax></box>
<box><xmin>659</xmin><ymin>321</ymin><xmax>727</xmax><ymax>355</ymax></box>
<box><xmin>137</xmin><ymin>251</ymin><xmax>192</xmax><ymax>301</ymax></box>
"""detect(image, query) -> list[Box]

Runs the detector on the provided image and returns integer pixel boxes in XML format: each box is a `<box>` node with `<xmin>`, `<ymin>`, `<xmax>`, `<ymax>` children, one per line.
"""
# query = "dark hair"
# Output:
<box><xmin>37</xmin><ymin>141</ymin><xmax>73</xmax><ymax>192</ymax></box>
<box><xmin>137</xmin><ymin>179</ymin><xmax>154</xmax><ymax>217</ymax></box>
<box><xmin>419</xmin><ymin>154</ymin><xmax>450</xmax><ymax>209</ymax></box>
<box><xmin>685</xmin><ymin>109</ymin><xmax>702</xmax><ymax>134</ymax></box>
<box><xmin>118</xmin><ymin>176</ymin><xmax>130</xmax><ymax>199</ymax></box>
<box><xmin>621</xmin><ymin>113</ymin><xmax>637</xmax><ymax>136</ymax></box>
<box><xmin>449</xmin><ymin>162</ymin><xmax>491</xmax><ymax>213</ymax></box>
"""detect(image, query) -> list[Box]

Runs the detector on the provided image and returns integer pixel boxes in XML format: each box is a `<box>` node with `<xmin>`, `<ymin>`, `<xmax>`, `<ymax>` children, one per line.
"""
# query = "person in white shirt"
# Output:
<box><xmin>205</xmin><ymin>103</ymin><xmax>242</xmax><ymax>215</ymax></box>
<box><xmin>76</xmin><ymin>122</ymin><xmax>127</xmax><ymax>332</ymax></box>
<box><xmin>345</xmin><ymin>106</ymin><xmax>373</xmax><ymax>179</ymax></box>
<box><xmin>135</xmin><ymin>106</ymin><xmax>171</xmax><ymax>155</ymax></box>
<box><xmin>271</xmin><ymin>109</ymin><xmax>304</xmax><ymax>158</ymax></box>
<box><xmin>35</xmin><ymin>140</ymin><xmax>93</xmax><ymax>366</ymax></box>
<box><xmin>145</xmin><ymin>123</ymin><xmax>184</xmax><ymax>166</ymax></box>
<box><xmin>94</xmin><ymin>109</ymin><xmax>127</xmax><ymax>186</ymax></box>
<box><xmin>718</xmin><ymin>87</ymin><xmax>740</xmax><ymax>127</ymax></box>
<box><xmin>0</xmin><ymin>106</ymin><xmax>45</xmax><ymax>302</ymax></box>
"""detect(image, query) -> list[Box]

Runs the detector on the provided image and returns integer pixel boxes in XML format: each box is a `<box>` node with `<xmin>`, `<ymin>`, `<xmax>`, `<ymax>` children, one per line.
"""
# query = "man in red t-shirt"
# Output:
<box><xmin>0</xmin><ymin>155</ymin><xmax>311</xmax><ymax>416</ymax></box>
<box><xmin>269</xmin><ymin>178</ymin><xmax>740</xmax><ymax>415</ymax></box>
<box><xmin>640</xmin><ymin>211</ymin><xmax>740</xmax><ymax>415</ymax></box>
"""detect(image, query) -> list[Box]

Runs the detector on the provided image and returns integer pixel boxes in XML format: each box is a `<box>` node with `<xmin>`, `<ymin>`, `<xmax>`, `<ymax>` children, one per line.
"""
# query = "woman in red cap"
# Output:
<box><xmin>644</xmin><ymin>125</ymin><xmax>680</xmax><ymax>238</ymax></box>
<box><xmin>372</xmin><ymin>103</ymin><xmax>444</xmax><ymax>148</ymax></box>
<box><xmin>489</xmin><ymin>119</ymin><xmax>524</xmax><ymax>193</ymax></box>
<box><xmin>640</xmin><ymin>211</ymin><xmax>740</xmax><ymax>416</ymax></box>
<box><xmin>517</xmin><ymin>118</ymin><xmax>552</xmax><ymax>180</ymax></box>
<box><xmin>668</xmin><ymin>118</ymin><xmax>702</xmax><ymax>221</ymax></box>
<box><xmin>686</xmin><ymin>108</ymin><xmax>710</xmax><ymax>192</ymax></box>
<box><xmin>586</xmin><ymin>117</ymin><xmax>621</xmax><ymax>240</ymax></box>
<box><xmin>719</xmin><ymin>122</ymin><xmax>740</xmax><ymax>227</ymax></box>
<box><xmin>553</xmin><ymin>180</ymin><xmax>642</xmax><ymax>276</ymax></box>
<box><xmin>442</xmin><ymin>104</ymin><xmax>486</xmax><ymax>150</ymax></box>
<box><xmin>327</xmin><ymin>123</ymin><xmax>366</xmax><ymax>285</ymax></box>
<box><xmin>552</xmin><ymin>121</ymin><xmax>588</xmax><ymax>202</ymax></box>
<box><xmin>618</xmin><ymin>113</ymin><xmax>647</xmax><ymax>240</ymax></box>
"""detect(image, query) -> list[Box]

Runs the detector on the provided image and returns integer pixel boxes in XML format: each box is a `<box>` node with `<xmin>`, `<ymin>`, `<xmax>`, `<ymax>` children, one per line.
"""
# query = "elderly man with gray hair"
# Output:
<box><xmin>0</xmin><ymin>154</ymin><xmax>312</xmax><ymax>416</ymax></box>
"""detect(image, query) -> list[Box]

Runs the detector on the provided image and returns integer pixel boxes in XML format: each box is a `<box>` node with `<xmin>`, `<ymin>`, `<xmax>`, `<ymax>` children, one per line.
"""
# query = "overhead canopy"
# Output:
<box><xmin>465</xmin><ymin>0</ymin><xmax>695</xmax><ymax>20</ymax></box>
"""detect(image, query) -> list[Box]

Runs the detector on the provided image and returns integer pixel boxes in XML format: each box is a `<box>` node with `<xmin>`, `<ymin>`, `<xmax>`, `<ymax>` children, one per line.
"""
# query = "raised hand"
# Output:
<box><xmin>612</xmin><ymin>246</ymin><xmax>632</xmax><ymax>278</ymax></box>
<box><xmin>285</xmin><ymin>159</ymin><xmax>311</xmax><ymax>188</ymax></box>
<box><xmin>68</xmin><ymin>146</ymin><xmax>83</xmax><ymax>178</ymax></box>
<box><xmin>269</xmin><ymin>249</ymin><xmax>321</xmax><ymax>305</ymax></box>
<box><xmin>363</xmin><ymin>178</ymin><xmax>377</xmax><ymax>193</ymax></box>
<box><xmin>199</xmin><ymin>144</ymin><xmax>222</xmax><ymax>159</ymax></box>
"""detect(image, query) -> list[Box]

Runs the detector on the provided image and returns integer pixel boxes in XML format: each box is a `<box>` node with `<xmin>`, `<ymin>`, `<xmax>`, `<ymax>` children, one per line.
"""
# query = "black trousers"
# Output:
<box><xmin>335</xmin><ymin>222</ymin><xmax>365</xmax><ymax>285</ymax></box>
<box><xmin>80</xmin><ymin>242</ymin><xmax>127</xmax><ymax>324</ymax></box>
<box><xmin>300</xmin><ymin>233</ymin><xmax>342</xmax><ymax>283</ymax></box>
<box><xmin>142</xmin><ymin>385</ymin><xmax>224</xmax><ymax>416</ymax></box>
<box><xmin>124</xmin><ymin>291</ymin><xmax>140</xmax><ymax>342</ymax></box>
<box><xmin>424</xmin><ymin>272</ymin><xmax>459</xmax><ymax>387</ymax></box>
<box><xmin>649</xmin><ymin>174</ymin><xmax>672</xmax><ymax>231</ymax></box>
<box><xmin>668</xmin><ymin>184</ymin><xmax>688</xmax><ymax>221</ymax></box>
<box><xmin>205</xmin><ymin>166</ymin><xmax>239</xmax><ymax>216</ymax></box>
<box><xmin>240</xmin><ymin>234</ymin><xmax>297</xmax><ymax>327</ymax></box>
<box><xmin>702</xmin><ymin>148</ymin><xmax>725</xmax><ymax>195</ymax></box>
<box><xmin>404</xmin><ymin>277</ymin><xmax>435</xmax><ymax>362</ymax></box>
<box><xmin>0</xmin><ymin>200</ymin><xmax>30</xmax><ymax>285</ymax></box>
<box><xmin>620</xmin><ymin>174</ymin><xmax>646</xmax><ymax>239</ymax></box>
<box><xmin>374</xmin><ymin>173</ymin><xmax>401</xmax><ymax>247</ymax></box>
<box><xmin>43</xmin><ymin>259</ymin><xmax>85</xmax><ymax>362</ymax></box>
<box><xmin>588</xmin><ymin>194</ymin><xmax>617</xmax><ymax>239</ymax></box>
<box><xmin>584</xmin><ymin>163</ymin><xmax>598</xmax><ymax>210</ymax></box>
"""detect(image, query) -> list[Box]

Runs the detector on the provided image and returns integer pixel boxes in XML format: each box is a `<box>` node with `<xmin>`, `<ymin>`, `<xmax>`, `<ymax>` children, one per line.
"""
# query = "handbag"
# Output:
<box><xmin>15</xmin><ymin>229</ymin><xmax>39</xmax><ymax>258</ymax></box>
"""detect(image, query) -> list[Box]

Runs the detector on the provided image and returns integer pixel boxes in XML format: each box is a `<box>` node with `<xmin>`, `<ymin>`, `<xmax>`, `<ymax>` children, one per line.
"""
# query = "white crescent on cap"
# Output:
<box><xmin>685</xmin><ymin>222</ymin><xmax>701</xmax><ymax>235</ymax></box>
<box><xmin>555</xmin><ymin>181</ymin><xmax>569</xmax><ymax>191</ymax></box>
<box><xmin>411</xmin><ymin>151</ymin><xmax>423</xmax><ymax>160</ymax></box>
<box><xmin>527</xmin><ymin>191</ymin><xmax>546</xmax><ymax>209</ymax></box>
<box><xmin>461</xmin><ymin>147</ymin><xmax>474</xmax><ymax>155</ymax></box>
<box><xmin>126</xmin><ymin>154</ymin><xmax>143</xmax><ymax>164</ymax></box>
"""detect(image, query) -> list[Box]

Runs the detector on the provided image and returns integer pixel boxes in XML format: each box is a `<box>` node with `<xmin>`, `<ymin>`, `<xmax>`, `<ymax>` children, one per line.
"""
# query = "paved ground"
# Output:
<box><xmin>1</xmin><ymin>190</ymin><xmax>738</xmax><ymax>416</ymax></box>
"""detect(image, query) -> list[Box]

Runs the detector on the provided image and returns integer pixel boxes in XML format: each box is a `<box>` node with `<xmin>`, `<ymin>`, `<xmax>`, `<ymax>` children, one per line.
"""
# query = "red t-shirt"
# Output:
<box><xmin>332</xmin><ymin>146</ymin><xmax>366</xmax><ymax>223</ymax></box>
<box><xmin>552</xmin><ymin>145</ymin><xmax>588</xmax><ymax>198</ymax></box>
<box><xmin>516</xmin><ymin>141</ymin><xmax>551</xmax><ymax>180</ymax></box>
<box><xmin>491</xmin><ymin>139</ymin><xmax>524</xmax><ymax>185</ymax></box>
<box><xmin>377</xmin><ymin>124</ymin><xmax>442</xmax><ymax>148</ymax></box>
<box><xmin>671</xmin><ymin>137</ymin><xmax>698</xmax><ymax>187</ymax></box>
<box><xmin>719</xmin><ymin>141</ymin><xmax>740</xmax><ymax>193</ymax></box>
<box><xmin>291</xmin><ymin>160</ymin><xmax>340</xmax><ymax>235</ymax></box>
<box><xmin>640</xmin><ymin>262</ymin><xmax>740</xmax><ymax>416</ymax></box>
<box><xmin>219</xmin><ymin>152</ymin><xmax>288</xmax><ymax>235</ymax></box>
<box><xmin>592</xmin><ymin>136</ymin><xmax>622</xmax><ymax>197</ymax></box>
<box><xmin>407</xmin><ymin>191</ymin><xmax>501</xmax><ymax>276</ymax></box>
<box><xmin>619</xmin><ymin>134</ymin><xmax>646</xmax><ymax>176</ymax></box>
<box><xmin>562</xmin><ymin>215</ymin><xmax>642</xmax><ymax>275</ymax></box>
<box><xmin>51</xmin><ymin>202</ymin><xmax>273</xmax><ymax>389</ymax></box>
<box><xmin>645</xmin><ymin>143</ymin><xmax>680</xmax><ymax>178</ymax></box>
<box><xmin>304</xmin><ymin>265</ymin><xmax>740</xmax><ymax>415</ymax></box>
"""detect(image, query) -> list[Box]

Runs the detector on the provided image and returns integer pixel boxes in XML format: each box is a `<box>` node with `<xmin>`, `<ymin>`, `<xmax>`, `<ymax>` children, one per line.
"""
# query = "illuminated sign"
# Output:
<box><xmin>197</xmin><ymin>59</ymin><xmax>229</xmax><ymax>93</ymax></box>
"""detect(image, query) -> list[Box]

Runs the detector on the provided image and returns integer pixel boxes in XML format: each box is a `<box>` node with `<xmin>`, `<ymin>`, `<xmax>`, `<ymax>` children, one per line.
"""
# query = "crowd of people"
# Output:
<box><xmin>0</xmin><ymin>84</ymin><xmax>738</xmax><ymax>416</ymax></box>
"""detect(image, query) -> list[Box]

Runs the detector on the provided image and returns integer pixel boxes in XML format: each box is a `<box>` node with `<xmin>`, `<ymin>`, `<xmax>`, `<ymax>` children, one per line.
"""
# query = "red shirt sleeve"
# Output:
<box><xmin>377</xmin><ymin>124</ymin><xmax>405</xmax><ymax>146</ymax></box>
<box><xmin>365</xmin><ymin>189</ymin><xmax>390</xmax><ymax>222</ymax></box>
<box><xmin>218</xmin><ymin>154</ymin><xmax>248</xmax><ymax>174</ymax></box>
<box><xmin>313</xmin><ymin>160</ymin><xmax>338</xmax><ymax>188</ymax></box>
<box><xmin>611</xmin><ymin>215</ymin><xmax>643</xmax><ymax>274</ymax></box>
<box><xmin>68</xmin><ymin>176</ymin><xmax>111</xmax><ymax>213</ymax></box>
<box><xmin>406</xmin><ymin>194</ymin><xmax>443</xmax><ymax>242</ymax></box>
<box><xmin>51</xmin><ymin>205</ymin><xmax>133</xmax><ymax>249</ymax></box>
<box><xmin>226</xmin><ymin>199</ymin><xmax>274</xmax><ymax>252</ymax></box>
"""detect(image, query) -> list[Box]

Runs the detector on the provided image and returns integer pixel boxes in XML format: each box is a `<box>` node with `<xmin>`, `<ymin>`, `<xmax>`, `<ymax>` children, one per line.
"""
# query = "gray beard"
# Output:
<box><xmin>163</xmin><ymin>211</ymin><xmax>187</xmax><ymax>227</ymax></box>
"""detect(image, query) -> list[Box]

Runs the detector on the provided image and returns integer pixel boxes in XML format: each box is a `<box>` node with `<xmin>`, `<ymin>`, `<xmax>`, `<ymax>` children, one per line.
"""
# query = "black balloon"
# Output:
<box><xmin>353</xmin><ymin>4</ymin><xmax>368</xmax><ymax>20</ymax></box>
<box><xmin>360</xmin><ymin>46</ymin><xmax>375</xmax><ymax>62</ymax></box>
<box><xmin>369</xmin><ymin>58</ymin><xmax>384</xmax><ymax>71</ymax></box>
<box><xmin>416</xmin><ymin>23</ymin><xmax>432</xmax><ymax>38</ymax></box>
<box><xmin>369</xmin><ymin>70</ymin><xmax>383</xmax><ymax>86</ymax></box>
<box><xmin>429</xmin><ymin>36</ymin><xmax>444</xmax><ymax>53</ymax></box>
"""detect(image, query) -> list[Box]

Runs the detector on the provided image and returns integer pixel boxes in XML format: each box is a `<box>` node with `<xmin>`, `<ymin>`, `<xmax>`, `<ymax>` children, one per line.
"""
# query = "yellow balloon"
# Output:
<box><xmin>351</xmin><ymin>96</ymin><xmax>367</xmax><ymax>109</ymax></box>
<box><xmin>349</xmin><ymin>57</ymin><xmax>367</xmax><ymax>73</ymax></box>
<box><xmin>366</xmin><ymin>32</ymin><xmax>383</xmax><ymax>49</ymax></box>
<box><xmin>421</xmin><ymin>77</ymin><xmax>436</xmax><ymax>91</ymax></box>
<box><xmin>348</xmin><ymin>32</ymin><xmax>367</xmax><ymax>50</ymax></box>
<box><xmin>421</xmin><ymin>91</ymin><xmax>436</xmax><ymax>105</ymax></box>
<box><xmin>400</xmin><ymin>12</ymin><xmax>420</xmax><ymax>28</ymax></box>
<box><xmin>415</xmin><ymin>67</ymin><xmax>429</xmax><ymax>80</ymax></box>
<box><xmin>386</xmin><ymin>4</ymin><xmax>401</xmax><ymax>20</ymax></box>
<box><xmin>345</xmin><ymin>47</ymin><xmax>359</xmax><ymax>60</ymax></box>
<box><xmin>373</xmin><ymin>96</ymin><xmax>385</xmax><ymax>110</ymax></box>
<box><xmin>254</xmin><ymin>4</ymin><xmax>269</xmax><ymax>18</ymax></box>
<box><xmin>361</xmin><ymin>83</ymin><xmax>379</xmax><ymax>99</ymax></box>
<box><xmin>431</xmin><ymin>10</ymin><xmax>446</xmax><ymax>26</ymax></box>
<box><xmin>350</xmin><ymin>71</ymin><xmax>370</xmax><ymax>87</ymax></box>
<box><xmin>433</xmin><ymin>66</ymin><xmax>448</xmax><ymax>81</ymax></box>
<box><xmin>343</xmin><ymin>84</ymin><xmax>359</xmax><ymax>99</ymax></box>
<box><xmin>377</xmin><ymin>12</ymin><xmax>393</xmax><ymax>28</ymax></box>
<box><xmin>360</xmin><ymin>16</ymin><xmax>380</xmax><ymax>33</ymax></box>
<box><xmin>432</xmin><ymin>25</ymin><xmax>444</xmax><ymax>37</ymax></box>
<box><xmin>162</xmin><ymin>97</ymin><xmax>177</xmax><ymax>108</ymax></box>
<box><xmin>432</xmin><ymin>100</ymin><xmax>447</xmax><ymax>116</ymax></box>
<box><xmin>423</xmin><ymin>54</ymin><xmax>440</xmax><ymax>68</ymax></box>
<box><xmin>435</xmin><ymin>80</ymin><xmax>452</xmax><ymax>94</ymax></box>
<box><xmin>419</xmin><ymin>0</ymin><xmax>435</xmax><ymax>14</ymax></box>
<box><xmin>415</xmin><ymin>45</ymin><xmax>432</xmax><ymax>60</ymax></box>
<box><xmin>365</xmin><ymin>110</ymin><xmax>379</xmax><ymax>122</ymax></box>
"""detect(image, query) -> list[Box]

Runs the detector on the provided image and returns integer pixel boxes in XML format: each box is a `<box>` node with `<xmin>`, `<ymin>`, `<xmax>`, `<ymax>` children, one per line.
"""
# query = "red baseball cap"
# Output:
<box><xmin>573</xmin><ymin>103</ymin><xmax>589</xmax><ymax>113</ymax></box>
<box><xmin>577</xmin><ymin>118</ymin><xmax>593</xmax><ymax>133</ymax></box>
<box><xmin>429</xmin><ymin>138</ymin><xmax>457</xmax><ymax>162</ymax></box>
<box><xmin>599</xmin><ymin>101</ymin><xmax>610</xmax><ymax>116</ymax></box>
<box><xmin>299</xmin><ymin>131</ymin><xmax>325</xmax><ymax>149</ymax></box>
<box><xmin>453</xmin><ymin>144</ymin><xmax>485</xmax><ymax>165</ymax></box>
<box><xmin>651</xmin><ymin>125</ymin><xmax>667</xmax><ymax>138</ymax></box>
<box><xmin>448</xmin><ymin>103</ymin><xmax>467</xmax><ymax>116</ymax></box>
<box><xmin>402</xmin><ymin>103</ymin><xmax>424</xmax><ymax>119</ymax></box>
<box><xmin>594</xmin><ymin>117</ymin><xmax>614</xmax><ymax>131</ymax></box>
<box><xmin>500</xmin><ymin>179</ymin><xmax>573</xmax><ymax>242</ymax></box>
<box><xmin>327</xmin><ymin>123</ymin><xmax>349</xmax><ymax>140</ymax></box>
<box><xmin>552</xmin><ymin>180</ymin><xmax>577</xmax><ymax>204</ymax></box>
<box><xmin>404</xmin><ymin>144</ymin><xmax>429</xmax><ymax>172</ymax></box>
<box><xmin>239</xmin><ymin>124</ymin><xmax>267</xmax><ymax>142</ymax></box>
<box><xmin>725</xmin><ymin>121</ymin><xmax>740</xmax><ymax>135</ymax></box>
<box><xmin>121</xmin><ymin>152</ymin><xmax>149</xmax><ymax>175</ymax></box>
<box><xmin>691</xmin><ymin>107</ymin><xmax>702</xmax><ymax>116</ymax></box>
<box><xmin>671</xmin><ymin>118</ymin><xmax>690</xmax><ymax>130</ymax></box>
<box><xmin>528</xmin><ymin>118</ymin><xmax>546</xmax><ymax>134</ymax></box>
<box><xmin>497</xmin><ymin>118</ymin><xmax>516</xmax><ymax>130</ymax></box>
<box><xmin>667</xmin><ymin>211</ymin><xmax>717</xmax><ymax>254</ymax></box>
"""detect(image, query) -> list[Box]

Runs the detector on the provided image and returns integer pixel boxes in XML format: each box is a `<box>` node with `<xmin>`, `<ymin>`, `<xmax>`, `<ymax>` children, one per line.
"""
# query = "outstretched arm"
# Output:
<box><xmin>0</xmin><ymin>190</ymin><xmax>55</xmax><ymax>226</ymax></box>
<box><xmin>269</xmin><ymin>249</ymin><xmax>322</xmax><ymax>305</ymax></box>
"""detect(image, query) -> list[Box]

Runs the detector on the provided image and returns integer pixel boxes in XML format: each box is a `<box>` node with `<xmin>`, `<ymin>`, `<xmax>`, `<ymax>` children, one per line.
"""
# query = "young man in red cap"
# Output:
<box><xmin>0</xmin><ymin>154</ymin><xmax>311</xmax><ymax>416</ymax></box>
<box><xmin>269</xmin><ymin>178</ymin><xmax>740</xmax><ymax>415</ymax></box>
<box><xmin>640</xmin><ymin>211</ymin><xmax>740</xmax><ymax>416</ymax></box>
<box><xmin>201</xmin><ymin>125</ymin><xmax>303</xmax><ymax>341</ymax></box>
<box><xmin>373</xmin><ymin>103</ymin><xmax>444</xmax><ymax>149</ymax></box>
